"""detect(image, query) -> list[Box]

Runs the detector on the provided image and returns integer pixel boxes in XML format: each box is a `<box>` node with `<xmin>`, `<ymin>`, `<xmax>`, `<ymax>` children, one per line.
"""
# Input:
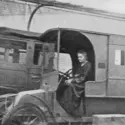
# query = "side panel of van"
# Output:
<box><xmin>108</xmin><ymin>35</ymin><xmax>125</xmax><ymax>96</ymax></box>
<box><xmin>83</xmin><ymin>32</ymin><xmax>108</xmax><ymax>96</ymax></box>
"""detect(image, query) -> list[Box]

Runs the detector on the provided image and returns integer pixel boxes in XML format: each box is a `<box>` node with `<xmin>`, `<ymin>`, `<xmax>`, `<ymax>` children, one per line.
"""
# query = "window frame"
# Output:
<box><xmin>0</xmin><ymin>38</ymin><xmax>27</xmax><ymax>65</ymax></box>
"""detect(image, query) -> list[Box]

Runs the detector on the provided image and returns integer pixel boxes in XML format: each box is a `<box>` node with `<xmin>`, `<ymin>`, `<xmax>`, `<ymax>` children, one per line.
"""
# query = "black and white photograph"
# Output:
<box><xmin>0</xmin><ymin>0</ymin><xmax>125</xmax><ymax>125</ymax></box>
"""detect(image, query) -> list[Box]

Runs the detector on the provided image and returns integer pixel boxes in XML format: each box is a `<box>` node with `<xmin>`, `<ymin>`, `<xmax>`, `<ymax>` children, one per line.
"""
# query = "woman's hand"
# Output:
<box><xmin>65</xmin><ymin>79</ymin><xmax>73</xmax><ymax>85</ymax></box>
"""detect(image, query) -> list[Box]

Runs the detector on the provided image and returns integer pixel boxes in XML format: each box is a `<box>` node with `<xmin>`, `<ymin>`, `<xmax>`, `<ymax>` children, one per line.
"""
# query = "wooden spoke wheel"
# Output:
<box><xmin>2</xmin><ymin>104</ymin><xmax>47</xmax><ymax>125</ymax></box>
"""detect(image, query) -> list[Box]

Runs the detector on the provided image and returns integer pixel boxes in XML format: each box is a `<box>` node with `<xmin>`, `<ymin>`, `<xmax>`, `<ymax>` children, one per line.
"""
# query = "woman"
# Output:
<box><xmin>56</xmin><ymin>50</ymin><xmax>91</xmax><ymax>117</ymax></box>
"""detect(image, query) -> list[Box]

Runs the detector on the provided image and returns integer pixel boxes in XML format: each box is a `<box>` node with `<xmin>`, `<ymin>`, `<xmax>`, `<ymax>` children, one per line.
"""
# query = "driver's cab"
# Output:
<box><xmin>40</xmin><ymin>29</ymin><xmax>96</xmax><ymax>93</ymax></box>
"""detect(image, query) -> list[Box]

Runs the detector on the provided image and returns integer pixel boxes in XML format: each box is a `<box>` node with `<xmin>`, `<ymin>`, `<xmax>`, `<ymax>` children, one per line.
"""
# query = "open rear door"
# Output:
<box><xmin>0</xmin><ymin>38</ymin><xmax>28</xmax><ymax>93</ymax></box>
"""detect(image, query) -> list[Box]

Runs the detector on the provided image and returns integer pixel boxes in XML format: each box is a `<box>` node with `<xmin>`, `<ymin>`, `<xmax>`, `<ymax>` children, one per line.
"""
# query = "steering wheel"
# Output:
<box><xmin>59</xmin><ymin>69</ymin><xmax>73</xmax><ymax>83</ymax></box>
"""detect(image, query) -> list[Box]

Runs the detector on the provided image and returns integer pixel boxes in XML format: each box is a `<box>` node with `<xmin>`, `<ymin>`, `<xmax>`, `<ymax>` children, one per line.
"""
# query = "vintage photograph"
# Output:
<box><xmin>0</xmin><ymin>0</ymin><xmax>125</xmax><ymax>125</ymax></box>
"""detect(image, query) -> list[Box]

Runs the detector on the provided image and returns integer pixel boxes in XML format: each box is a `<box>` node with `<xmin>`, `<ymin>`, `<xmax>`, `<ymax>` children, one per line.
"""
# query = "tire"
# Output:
<box><xmin>2</xmin><ymin>103</ymin><xmax>47</xmax><ymax>125</ymax></box>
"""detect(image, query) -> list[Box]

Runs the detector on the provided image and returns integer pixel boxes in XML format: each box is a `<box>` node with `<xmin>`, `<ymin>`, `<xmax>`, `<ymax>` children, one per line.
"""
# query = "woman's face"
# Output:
<box><xmin>77</xmin><ymin>53</ymin><xmax>86</xmax><ymax>63</ymax></box>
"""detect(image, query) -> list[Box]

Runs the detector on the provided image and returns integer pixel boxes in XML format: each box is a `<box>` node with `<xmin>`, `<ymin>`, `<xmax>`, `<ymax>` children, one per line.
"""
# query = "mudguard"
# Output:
<box><xmin>2</xmin><ymin>89</ymin><xmax>57</xmax><ymax>125</ymax></box>
<box><xmin>13</xmin><ymin>89</ymin><xmax>45</xmax><ymax>107</ymax></box>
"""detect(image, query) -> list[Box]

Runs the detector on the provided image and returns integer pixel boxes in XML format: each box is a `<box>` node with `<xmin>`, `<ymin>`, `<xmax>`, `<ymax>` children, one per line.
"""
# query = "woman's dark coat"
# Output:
<box><xmin>56</xmin><ymin>61</ymin><xmax>91</xmax><ymax>117</ymax></box>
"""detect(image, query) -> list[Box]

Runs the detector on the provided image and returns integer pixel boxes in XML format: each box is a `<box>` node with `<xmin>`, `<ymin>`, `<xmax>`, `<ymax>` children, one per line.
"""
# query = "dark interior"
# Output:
<box><xmin>40</xmin><ymin>29</ymin><xmax>95</xmax><ymax>81</ymax></box>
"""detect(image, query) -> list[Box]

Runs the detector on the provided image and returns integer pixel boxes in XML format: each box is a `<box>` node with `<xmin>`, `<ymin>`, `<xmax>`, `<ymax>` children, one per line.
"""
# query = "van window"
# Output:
<box><xmin>54</xmin><ymin>53</ymin><xmax>72</xmax><ymax>72</ymax></box>
<box><xmin>0</xmin><ymin>47</ymin><xmax>5</xmax><ymax>60</ymax></box>
<box><xmin>0</xmin><ymin>40</ymin><xmax>27</xmax><ymax>64</ymax></box>
<box><xmin>115</xmin><ymin>50</ymin><xmax>125</xmax><ymax>65</ymax></box>
<box><xmin>8</xmin><ymin>48</ymin><xmax>27</xmax><ymax>64</ymax></box>
<box><xmin>33</xmin><ymin>44</ymin><xmax>43</xmax><ymax>65</ymax></box>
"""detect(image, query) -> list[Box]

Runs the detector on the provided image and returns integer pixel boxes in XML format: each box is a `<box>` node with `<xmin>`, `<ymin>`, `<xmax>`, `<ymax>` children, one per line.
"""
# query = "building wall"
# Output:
<box><xmin>1</xmin><ymin>1</ymin><xmax>125</xmax><ymax>36</ymax></box>
<box><xmin>0</xmin><ymin>1</ymin><xmax>38</xmax><ymax>30</ymax></box>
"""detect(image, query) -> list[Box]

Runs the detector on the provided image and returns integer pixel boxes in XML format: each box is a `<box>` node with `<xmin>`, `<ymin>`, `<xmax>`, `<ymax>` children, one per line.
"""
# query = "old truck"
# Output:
<box><xmin>1</xmin><ymin>1</ymin><xmax>125</xmax><ymax>125</ymax></box>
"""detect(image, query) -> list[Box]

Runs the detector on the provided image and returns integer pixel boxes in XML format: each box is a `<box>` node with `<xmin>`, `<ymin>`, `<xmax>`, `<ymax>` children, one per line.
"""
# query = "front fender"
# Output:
<box><xmin>10</xmin><ymin>89</ymin><xmax>56</xmax><ymax>122</ymax></box>
<box><xmin>2</xmin><ymin>89</ymin><xmax>58</xmax><ymax>125</ymax></box>
<box><xmin>14</xmin><ymin>89</ymin><xmax>46</xmax><ymax>107</ymax></box>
